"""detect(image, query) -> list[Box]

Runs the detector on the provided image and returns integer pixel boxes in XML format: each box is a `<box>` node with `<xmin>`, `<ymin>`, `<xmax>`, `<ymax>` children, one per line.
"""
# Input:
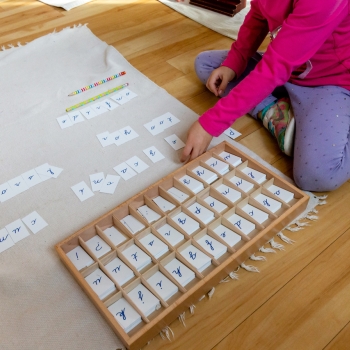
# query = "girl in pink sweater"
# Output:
<box><xmin>181</xmin><ymin>0</ymin><xmax>350</xmax><ymax>191</ymax></box>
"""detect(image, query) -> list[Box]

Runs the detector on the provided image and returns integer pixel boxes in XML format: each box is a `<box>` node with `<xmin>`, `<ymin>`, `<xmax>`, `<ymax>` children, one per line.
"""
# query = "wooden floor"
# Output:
<box><xmin>1</xmin><ymin>1</ymin><xmax>350</xmax><ymax>349</ymax></box>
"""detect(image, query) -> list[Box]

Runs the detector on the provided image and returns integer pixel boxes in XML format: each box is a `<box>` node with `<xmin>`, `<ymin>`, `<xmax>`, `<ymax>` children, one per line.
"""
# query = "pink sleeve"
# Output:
<box><xmin>221</xmin><ymin>0</ymin><xmax>269</xmax><ymax>77</ymax></box>
<box><xmin>199</xmin><ymin>0</ymin><xmax>348</xmax><ymax>137</ymax></box>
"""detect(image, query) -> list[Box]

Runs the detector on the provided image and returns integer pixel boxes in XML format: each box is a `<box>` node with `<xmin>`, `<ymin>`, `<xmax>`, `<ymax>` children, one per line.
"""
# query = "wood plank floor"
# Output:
<box><xmin>1</xmin><ymin>1</ymin><xmax>349</xmax><ymax>349</ymax></box>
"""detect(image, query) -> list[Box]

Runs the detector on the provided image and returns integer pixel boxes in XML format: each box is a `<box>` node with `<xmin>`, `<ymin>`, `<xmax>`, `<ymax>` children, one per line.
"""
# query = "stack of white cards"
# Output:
<box><xmin>157</xmin><ymin>223</ymin><xmax>184</xmax><ymax>246</ymax></box>
<box><xmin>167</xmin><ymin>187</ymin><xmax>189</xmax><ymax>203</ymax></box>
<box><xmin>197</xmin><ymin>234</ymin><xmax>227</xmax><ymax>259</ymax></box>
<box><xmin>120</xmin><ymin>215</ymin><xmax>145</xmax><ymax>235</ymax></box>
<box><xmin>219</xmin><ymin>151</ymin><xmax>242</xmax><ymax>167</ymax></box>
<box><xmin>266</xmin><ymin>184</ymin><xmax>294</xmax><ymax>203</ymax></box>
<box><xmin>227</xmin><ymin>213</ymin><xmax>256</xmax><ymax>235</ymax></box>
<box><xmin>179</xmin><ymin>175</ymin><xmax>204</xmax><ymax>194</ymax></box>
<box><xmin>85</xmin><ymin>235</ymin><xmax>111</xmax><ymax>258</ymax></box>
<box><xmin>152</xmin><ymin>196</ymin><xmax>176</xmax><ymax>212</ymax></box>
<box><xmin>241</xmin><ymin>166</ymin><xmax>266</xmax><ymax>184</ymax></box>
<box><xmin>241</xmin><ymin>204</ymin><xmax>269</xmax><ymax>224</ymax></box>
<box><xmin>103</xmin><ymin>226</ymin><xmax>127</xmax><ymax>246</ymax></box>
<box><xmin>172</xmin><ymin>212</ymin><xmax>200</xmax><ymax>235</ymax></box>
<box><xmin>164</xmin><ymin>258</ymin><xmax>195</xmax><ymax>287</ymax></box>
<box><xmin>85</xmin><ymin>268</ymin><xmax>116</xmax><ymax>300</ymax></box>
<box><xmin>122</xmin><ymin>244</ymin><xmax>152</xmax><ymax>271</ymax></box>
<box><xmin>139</xmin><ymin>233</ymin><xmax>169</xmax><ymax>259</ymax></box>
<box><xmin>213</xmin><ymin>224</ymin><xmax>242</xmax><ymax>247</ymax></box>
<box><xmin>180</xmin><ymin>245</ymin><xmax>211</xmax><ymax>272</ymax></box>
<box><xmin>187</xmin><ymin>202</ymin><xmax>215</xmax><ymax>224</ymax></box>
<box><xmin>137</xmin><ymin>205</ymin><xmax>161</xmax><ymax>223</ymax></box>
<box><xmin>192</xmin><ymin>166</ymin><xmax>218</xmax><ymax>184</ymax></box>
<box><xmin>127</xmin><ymin>284</ymin><xmax>161</xmax><ymax>317</ymax></box>
<box><xmin>229</xmin><ymin>175</ymin><xmax>254</xmax><ymax>193</ymax></box>
<box><xmin>108</xmin><ymin>298</ymin><xmax>142</xmax><ymax>333</ymax></box>
<box><xmin>216</xmin><ymin>184</ymin><xmax>242</xmax><ymax>204</ymax></box>
<box><xmin>203</xmin><ymin>196</ymin><xmax>228</xmax><ymax>213</ymax></box>
<box><xmin>66</xmin><ymin>246</ymin><xmax>94</xmax><ymax>270</ymax></box>
<box><xmin>146</xmin><ymin>271</ymin><xmax>179</xmax><ymax>301</ymax></box>
<box><xmin>104</xmin><ymin>257</ymin><xmax>135</xmax><ymax>286</ymax></box>
<box><xmin>254</xmin><ymin>194</ymin><xmax>282</xmax><ymax>213</ymax></box>
<box><xmin>205</xmin><ymin>157</ymin><xmax>229</xmax><ymax>175</ymax></box>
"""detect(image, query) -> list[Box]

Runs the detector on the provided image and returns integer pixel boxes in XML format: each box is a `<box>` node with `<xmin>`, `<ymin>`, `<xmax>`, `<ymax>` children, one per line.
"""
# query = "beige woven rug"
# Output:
<box><xmin>0</xmin><ymin>24</ymin><xmax>321</xmax><ymax>350</ymax></box>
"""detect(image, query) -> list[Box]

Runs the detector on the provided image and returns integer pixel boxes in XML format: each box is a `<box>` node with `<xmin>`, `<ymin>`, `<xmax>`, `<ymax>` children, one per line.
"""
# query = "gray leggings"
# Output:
<box><xmin>195</xmin><ymin>50</ymin><xmax>350</xmax><ymax>192</ymax></box>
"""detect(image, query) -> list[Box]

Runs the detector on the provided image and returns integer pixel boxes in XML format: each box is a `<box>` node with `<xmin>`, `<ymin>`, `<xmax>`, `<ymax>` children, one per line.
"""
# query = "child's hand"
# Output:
<box><xmin>180</xmin><ymin>121</ymin><xmax>213</xmax><ymax>162</ymax></box>
<box><xmin>206</xmin><ymin>66</ymin><xmax>236</xmax><ymax>96</ymax></box>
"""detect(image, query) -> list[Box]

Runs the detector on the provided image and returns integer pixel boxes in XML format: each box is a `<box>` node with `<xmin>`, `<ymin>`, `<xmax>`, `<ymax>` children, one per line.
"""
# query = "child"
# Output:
<box><xmin>181</xmin><ymin>0</ymin><xmax>350</xmax><ymax>192</ymax></box>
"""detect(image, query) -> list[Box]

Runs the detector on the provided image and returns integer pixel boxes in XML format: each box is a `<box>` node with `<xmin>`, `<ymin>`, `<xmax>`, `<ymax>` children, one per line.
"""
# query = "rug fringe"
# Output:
<box><xmin>178</xmin><ymin>312</ymin><xmax>186</xmax><ymax>327</ymax></box>
<box><xmin>160</xmin><ymin>326</ymin><xmax>174</xmax><ymax>341</ymax></box>
<box><xmin>269</xmin><ymin>237</ymin><xmax>285</xmax><ymax>251</ymax></box>
<box><xmin>259</xmin><ymin>246</ymin><xmax>276</xmax><ymax>254</ymax></box>
<box><xmin>277</xmin><ymin>232</ymin><xmax>295</xmax><ymax>244</ymax></box>
<box><xmin>0</xmin><ymin>24</ymin><xmax>87</xmax><ymax>52</ymax></box>
<box><xmin>241</xmin><ymin>262</ymin><xmax>260</xmax><ymax>273</ymax></box>
<box><xmin>250</xmin><ymin>253</ymin><xmax>267</xmax><ymax>261</ymax></box>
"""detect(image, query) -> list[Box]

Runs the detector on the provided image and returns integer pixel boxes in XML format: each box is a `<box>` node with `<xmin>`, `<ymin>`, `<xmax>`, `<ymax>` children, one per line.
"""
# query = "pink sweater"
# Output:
<box><xmin>199</xmin><ymin>0</ymin><xmax>350</xmax><ymax>136</ymax></box>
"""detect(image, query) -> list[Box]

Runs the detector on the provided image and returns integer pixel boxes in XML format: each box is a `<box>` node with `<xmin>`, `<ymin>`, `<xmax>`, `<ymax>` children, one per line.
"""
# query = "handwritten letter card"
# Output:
<box><xmin>127</xmin><ymin>284</ymin><xmax>160</xmax><ymax>317</ymax></box>
<box><xmin>71</xmin><ymin>181</ymin><xmax>94</xmax><ymax>202</ymax></box>
<box><xmin>5</xmin><ymin>219</ymin><xmax>30</xmax><ymax>243</ymax></box>
<box><xmin>0</xmin><ymin>228</ymin><xmax>15</xmax><ymax>253</ymax></box>
<box><xmin>146</xmin><ymin>271</ymin><xmax>179</xmax><ymax>301</ymax></box>
<box><xmin>66</xmin><ymin>246</ymin><xmax>94</xmax><ymax>271</ymax></box>
<box><xmin>213</xmin><ymin>224</ymin><xmax>242</xmax><ymax>247</ymax></box>
<box><xmin>164</xmin><ymin>134</ymin><xmax>185</xmax><ymax>150</ymax></box>
<box><xmin>85</xmin><ymin>235</ymin><xmax>112</xmax><ymax>258</ymax></box>
<box><xmin>103</xmin><ymin>226</ymin><xmax>127</xmax><ymax>246</ymax></box>
<box><xmin>122</xmin><ymin>244</ymin><xmax>152</xmax><ymax>271</ymax></box>
<box><xmin>164</xmin><ymin>258</ymin><xmax>195</xmax><ymax>287</ymax></box>
<box><xmin>180</xmin><ymin>244</ymin><xmax>211</xmax><ymax>272</ymax></box>
<box><xmin>157</xmin><ymin>223</ymin><xmax>184</xmax><ymax>247</ymax></box>
<box><xmin>22</xmin><ymin>211</ymin><xmax>48</xmax><ymax>234</ymax></box>
<box><xmin>108</xmin><ymin>298</ymin><xmax>142</xmax><ymax>333</ymax></box>
<box><xmin>85</xmin><ymin>268</ymin><xmax>116</xmax><ymax>300</ymax></box>
<box><xmin>104</xmin><ymin>257</ymin><xmax>135</xmax><ymax>286</ymax></box>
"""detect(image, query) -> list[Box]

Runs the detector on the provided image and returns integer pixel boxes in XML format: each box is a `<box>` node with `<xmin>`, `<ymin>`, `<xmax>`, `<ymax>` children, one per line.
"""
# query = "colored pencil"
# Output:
<box><xmin>65</xmin><ymin>83</ymin><xmax>129</xmax><ymax>112</ymax></box>
<box><xmin>68</xmin><ymin>71</ymin><xmax>126</xmax><ymax>96</ymax></box>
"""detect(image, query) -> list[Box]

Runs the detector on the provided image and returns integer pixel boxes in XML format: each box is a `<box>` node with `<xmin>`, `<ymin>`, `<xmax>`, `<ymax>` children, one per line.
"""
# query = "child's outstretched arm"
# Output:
<box><xmin>182</xmin><ymin>0</ymin><xmax>348</xmax><ymax>162</ymax></box>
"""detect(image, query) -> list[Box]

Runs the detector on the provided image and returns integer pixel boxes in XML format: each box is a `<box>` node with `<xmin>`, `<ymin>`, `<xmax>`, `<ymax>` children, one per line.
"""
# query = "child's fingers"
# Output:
<box><xmin>218</xmin><ymin>75</ymin><xmax>230</xmax><ymax>95</ymax></box>
<box><xmin>206</xmin><ymin>73</ymin><xmax>221</xmax><ymax>96</ymax></box>
<box><xmin>180</xmin><ymin>143</ymin><xmax>193</xmax><ymax>162</ymax></box>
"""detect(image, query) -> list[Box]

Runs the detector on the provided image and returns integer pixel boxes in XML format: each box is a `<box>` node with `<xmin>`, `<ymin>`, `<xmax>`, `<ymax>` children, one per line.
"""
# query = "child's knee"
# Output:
<box><xmin>293</xmin><ymin>162</ymin><xmax>346</xmax><ymax>192</ymax></box>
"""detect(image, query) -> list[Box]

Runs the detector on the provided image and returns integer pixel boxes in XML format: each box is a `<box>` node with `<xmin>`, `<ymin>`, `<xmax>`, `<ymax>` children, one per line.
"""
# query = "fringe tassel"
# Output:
<box><xmin>208</xmin><ymin>287</ymin><xmax>215</xmax><ymax>299</ymax></box>
<box><xmin>189</xmin><ymin>304</ymin><xmax>196</xmax><ymax>314</ymax></box>
<box><xmin>178</xmin><ymin>312</ymin><xmax>186</xmax><ymax>327</ymax></box>
<box><xmin>219</xmin><ymin>270</ymin><xmax>240</xmax><ymax>283</ymax></box>
<box><xmin>269</xmin><ymin>238</ymin><xmax>285</xmax><ymax>251</ymax></box>
<box><xmin>259</xmin><ymin>246</ymin><xmax>276</xmax><ymax>254</ymax></box>
<box><xmin>219</xmin><ymin>276</ymin><xmax>230</xmax><ymax>283</ymax></box>
<box><xmin>306</xmin><ymin>214</ymin><xmax>319</xmax><ymax>220</ymax></box>
<box><xmin>241</xmin><ymin>262</ymin><xmax>260</xmax><ymax>273</ymax></box>
<box><xmin>295</xmin><ymin>220</ymin><xmax>309</xmax><ymax>227</ymax></box>
<box><xmin>250</xmin><ymin>253</ymin><xmax>267</xmax><ymax>261</ymax></box>
<box><xmin>229</xmin><ymin>271</ymin><xmax>239</xmax><ymax>280</ymax></box>
<box><xmin>198</xmin><ymin>295</ymin><xmax>206</xmax><ymax>302</ymax></box>
<box><xmin>285</xmin><ymin>225</ymin><xmax>303</xmax><ymax>232</ymax></box>
<box><xmin>277</xmin><ymin>232</ymin><xmax>295</xmax><ymax>244</ymax></box>
<box><xmin>160</xmin><ymin>326</ymin><xmax>174</xmax><ymax>341</ymax></box>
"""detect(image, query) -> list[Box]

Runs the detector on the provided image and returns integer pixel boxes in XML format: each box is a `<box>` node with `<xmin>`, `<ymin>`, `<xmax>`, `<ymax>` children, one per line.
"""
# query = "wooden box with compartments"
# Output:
<box><xmin>55</xmin><ymin>141</ymin><xmax>309</xmax><ymax>350</ymax></box>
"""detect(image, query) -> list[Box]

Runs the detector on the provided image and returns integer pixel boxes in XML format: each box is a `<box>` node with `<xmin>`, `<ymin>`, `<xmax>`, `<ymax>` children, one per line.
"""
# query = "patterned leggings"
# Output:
<box><xmin>195</xmin><ymin>50</ymin><xmax>350</xmax><ymax>192</ymax></box>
